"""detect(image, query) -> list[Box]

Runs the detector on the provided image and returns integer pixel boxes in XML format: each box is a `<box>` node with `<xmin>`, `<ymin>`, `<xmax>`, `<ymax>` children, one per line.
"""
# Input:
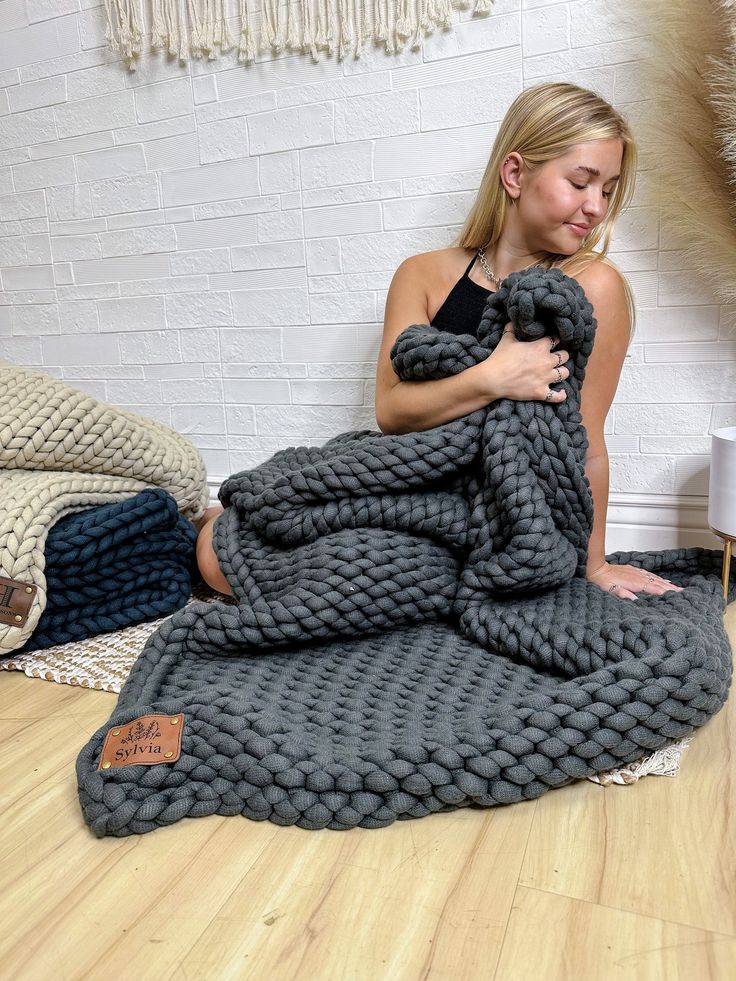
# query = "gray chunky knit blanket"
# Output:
<box><xmin>76</xmin><ymin>267</ymin><xmax>735</xmax><ymax>837</ymax></box>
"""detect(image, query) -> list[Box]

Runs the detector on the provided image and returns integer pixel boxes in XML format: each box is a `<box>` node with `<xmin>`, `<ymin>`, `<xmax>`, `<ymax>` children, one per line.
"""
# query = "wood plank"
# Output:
<box><xmin>0</xmin><ymin>670</ymin><xmax>117</xmax><ymax>721</ymax></box>
<box><xmin>165</xmin><ymin>805</ymin><xmax>535</xmax><ymax>979</ymax></box>
<box><xmin>519</xmin><ymin>603</ymin><xmax>736</xmax><ymax>936</ymax></box>
<box><xmin>0</xmin><ymin>601</ymin><xmax>732</xmax><ymax>977</ymax></box>
<box><xmin>0</xmin><ymin>716</ymin><xmax>534</xmax><ymax>981</ymax></box>
<box><xmin>494</xmin><ymin>885</ymin><xmax>736</xmax><ymax>981</ymax></box>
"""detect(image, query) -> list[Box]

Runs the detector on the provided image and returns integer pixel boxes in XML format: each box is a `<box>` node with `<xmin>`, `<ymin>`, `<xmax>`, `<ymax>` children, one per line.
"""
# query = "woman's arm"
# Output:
<box><xmin>584</xmin><ymin>450</ymin><xmax>611</xmax><ymax>575</ymax></box>
<box><xmin>574</xmin><ymin>262</ymin><xmax>632</xmax><ymax>574</ymax></box>
<box><xmin>374</xmin><ymin>256</ymin><xmax>500</xmax><ymax>435</ymax></box>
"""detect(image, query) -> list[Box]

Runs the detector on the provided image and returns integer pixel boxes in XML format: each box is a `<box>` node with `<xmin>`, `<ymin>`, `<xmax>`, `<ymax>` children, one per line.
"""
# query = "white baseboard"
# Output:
<box><xmin>605</xmin><ymin>492</ymin><xmax>723</xmax><ymax>552</ymax></box>
<box><xmin>207</xmin><ymin>480</ymin><xmax>725</xmax><ymax>554</ymax></box>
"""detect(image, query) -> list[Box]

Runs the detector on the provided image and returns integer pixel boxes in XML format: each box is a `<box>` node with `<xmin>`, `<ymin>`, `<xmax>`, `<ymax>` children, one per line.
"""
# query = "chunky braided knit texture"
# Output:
<box><xmin>75</xmin><ymin>267</ymin><xmax>736</xmax><ymax>837</ymax></box>
<box><xmin>0</xmin><ymin>361</ymin><xmax>209</xmax><ymax>652</ymax></box>
<box><xmin>0</xmin><ymin>359</ymin><xmax>208</xmax><ymax>518</ymax></box>
<box><xmin>15</xmin><ymin>489</ymin><xmax>197</xmax><ymax>654</ymax></box>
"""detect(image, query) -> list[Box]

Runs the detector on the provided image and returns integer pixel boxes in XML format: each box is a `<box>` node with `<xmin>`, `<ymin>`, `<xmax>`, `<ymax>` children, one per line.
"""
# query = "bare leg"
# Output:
<box><xmin>193</xmin><ymin>504</ymin><xmax>224</xmax><ymax>533</ymax></box>
<box><xmin>194</xmin><ymin>504</ymin><xmax>233</xmax><ymax>596</ymax></box>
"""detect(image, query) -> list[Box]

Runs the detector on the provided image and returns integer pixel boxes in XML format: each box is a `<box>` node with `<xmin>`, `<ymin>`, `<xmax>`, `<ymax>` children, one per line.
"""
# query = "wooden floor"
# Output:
<box><xmin>1</xmin><ymin>601</ymin><xmax>734</xmax><ymax>981</ymax></box>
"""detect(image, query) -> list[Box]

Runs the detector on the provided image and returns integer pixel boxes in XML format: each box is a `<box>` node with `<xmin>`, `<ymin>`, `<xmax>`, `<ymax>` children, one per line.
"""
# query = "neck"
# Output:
<box><xmin>481</xmin><ymin>240</ymin><xmax>548</xmax><ymax>280</ymax></box>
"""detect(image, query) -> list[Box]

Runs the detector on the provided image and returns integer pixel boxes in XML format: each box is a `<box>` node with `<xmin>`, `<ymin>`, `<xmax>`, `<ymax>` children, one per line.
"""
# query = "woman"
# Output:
<box><xmin>196</xmin><ymin>81</ymin><xmax>683</xmax><ymax>603</ymax></box>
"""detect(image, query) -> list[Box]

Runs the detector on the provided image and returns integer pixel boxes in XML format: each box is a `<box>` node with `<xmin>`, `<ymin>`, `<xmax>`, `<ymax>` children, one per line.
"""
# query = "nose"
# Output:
<box><xmin>582</xmin><ymin>189</ymin><xmax>608</xmax><ymax>222</ymax></box>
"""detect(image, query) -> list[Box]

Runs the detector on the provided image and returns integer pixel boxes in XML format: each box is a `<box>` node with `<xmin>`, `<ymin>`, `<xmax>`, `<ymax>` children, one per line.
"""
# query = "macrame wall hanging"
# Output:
<box><xmin>103</xmin><ymin>0</ymin><xmax>494</xmax><ymax>68</ymax></box>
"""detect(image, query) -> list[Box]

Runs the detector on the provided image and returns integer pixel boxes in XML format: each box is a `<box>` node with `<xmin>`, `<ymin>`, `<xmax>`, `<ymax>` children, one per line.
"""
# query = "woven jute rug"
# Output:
<box><xmin>0</xmin><ymin>582</ymin><xmax>230</xmax><ymax>692</ymax></box>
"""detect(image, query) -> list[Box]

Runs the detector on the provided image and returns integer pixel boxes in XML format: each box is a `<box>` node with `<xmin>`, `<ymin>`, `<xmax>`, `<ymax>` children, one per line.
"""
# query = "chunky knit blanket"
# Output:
<box><xmin>14</xmin><ymin>489</ymin><xmax>198</xmax><ymax>653</ymax></box>
<box><xmin>75</xmin><ymin>268</ymin><xmax>735</xmax><ymax>838</ymax></box>
<box><xmin>0</xmin><ymin>360</ymin><xmax>208</xmax><ymax>652</ymax></box>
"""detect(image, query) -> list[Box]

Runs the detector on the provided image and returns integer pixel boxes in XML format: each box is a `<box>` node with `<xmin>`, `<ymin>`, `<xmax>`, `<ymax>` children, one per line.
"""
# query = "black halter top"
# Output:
<box><xmin>429</xmin><ymin>250</ymin><xmax>494</xmax><ymax>335</ymax></box>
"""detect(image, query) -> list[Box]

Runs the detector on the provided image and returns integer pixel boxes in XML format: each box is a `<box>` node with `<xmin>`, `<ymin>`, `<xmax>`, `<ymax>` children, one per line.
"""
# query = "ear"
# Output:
<box><xmin>499</xmin><ymin>152</ymin><xmax>525</xmax><ymax>202</ymax></box>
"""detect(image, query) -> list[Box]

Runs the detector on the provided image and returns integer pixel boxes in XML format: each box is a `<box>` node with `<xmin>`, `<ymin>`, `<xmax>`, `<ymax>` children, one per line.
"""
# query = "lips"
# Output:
<box><xmin>566</xmin><ymin>222</ymin><xmax>590</xmax><ymax>235</ymax></box>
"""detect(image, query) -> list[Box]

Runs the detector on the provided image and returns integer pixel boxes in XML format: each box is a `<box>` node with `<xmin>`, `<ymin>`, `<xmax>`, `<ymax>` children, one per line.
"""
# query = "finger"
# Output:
<box><xmin>642</xmin><ymin>584</ymin><xmax>672</xmax><ymax>595</ymax></box>
<box><xmin>608</xmin><ymin>584</ymin><xmax>638</xmax><ymax>600</ymax></box>
<box><xmin>645</xmin><ymin>572</ymin><xmax>679</xmax><ymax>587</ymax></box>
<box><xmin>611</xmin><ymin>588</ymin><xmax>638</xmax><ymax>600</ymax></box>
<box><xmin>643</xmin><ymin>579</ymin><xmax>684</xmax><ymax>594</ymax></box>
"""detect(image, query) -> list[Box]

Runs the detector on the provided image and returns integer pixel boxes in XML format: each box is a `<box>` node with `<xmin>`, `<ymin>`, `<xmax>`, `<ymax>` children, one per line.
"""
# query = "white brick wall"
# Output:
<box><xmin>1</xmin><ymin>0</ymin><xmax>735</xmax><ymax>538</ymax></box>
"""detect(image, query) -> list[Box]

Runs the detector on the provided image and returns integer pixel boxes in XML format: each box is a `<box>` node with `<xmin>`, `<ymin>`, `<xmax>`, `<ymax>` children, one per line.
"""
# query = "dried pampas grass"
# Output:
<box><xmin>638</xmin><ymin>0</ymin><xmax>736</xmax><ymax>324</ymax></box>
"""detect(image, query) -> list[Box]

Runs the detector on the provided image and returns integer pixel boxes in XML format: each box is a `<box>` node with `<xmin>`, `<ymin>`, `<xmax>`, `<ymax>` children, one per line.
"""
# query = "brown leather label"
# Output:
<box><xmin>97</xmin><ymin>713</ymin><xmax>184</xmax><ymax>771</ymax></box>
<box><xmin>0</xmin><ymin>576</ymin><xmax>37</xmax><ymax>628</ymax></box>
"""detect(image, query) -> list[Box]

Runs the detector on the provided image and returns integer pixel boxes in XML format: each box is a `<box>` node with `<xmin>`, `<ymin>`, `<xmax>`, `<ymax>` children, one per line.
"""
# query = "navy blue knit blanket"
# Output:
<box><xmin>14</xmin><ymin>489</ymin><xmax>197</xmax><ymax>653</ymax></box>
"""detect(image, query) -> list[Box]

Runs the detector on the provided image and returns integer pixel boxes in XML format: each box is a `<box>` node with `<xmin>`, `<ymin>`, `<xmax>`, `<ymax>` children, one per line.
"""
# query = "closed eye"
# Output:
<box><xmin>571</xmin><ymin>181</ymin><xmax>612</xmax><ymax>198</ymax></box>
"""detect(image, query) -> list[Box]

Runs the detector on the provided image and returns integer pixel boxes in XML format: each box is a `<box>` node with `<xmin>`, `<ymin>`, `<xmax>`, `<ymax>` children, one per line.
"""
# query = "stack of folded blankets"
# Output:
<box><xmin>0</xmin><ymin>360</ymin><xmax>209</xmax><ymax>656</ymax></box>
<box><xmin>13</xmin><ymin>488</ymin><xmax>198</xmax><ymax>654</ymax></box>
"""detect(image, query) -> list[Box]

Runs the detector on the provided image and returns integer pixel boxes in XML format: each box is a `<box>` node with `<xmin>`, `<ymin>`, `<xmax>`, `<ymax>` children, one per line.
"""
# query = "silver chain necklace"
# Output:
<box><xmin>477</xmin><ymin>247</ymin><xmax>543</xmax><ymax>287</ymax></box>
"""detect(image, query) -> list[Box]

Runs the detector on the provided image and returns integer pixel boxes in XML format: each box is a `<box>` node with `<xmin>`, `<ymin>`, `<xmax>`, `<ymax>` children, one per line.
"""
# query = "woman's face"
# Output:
<box><xmin>513</xmin><ymin>139</ymin><xmax>624</xmax><ymax>253</ymax></box>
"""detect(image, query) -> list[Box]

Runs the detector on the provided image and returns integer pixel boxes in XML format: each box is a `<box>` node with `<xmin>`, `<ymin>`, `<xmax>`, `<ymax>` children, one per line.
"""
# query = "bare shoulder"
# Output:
<box><xmin>411</xmin><ymin>245</ymin><xmax>471</xmax><ymax>277</ymax></box>
<box><xmin>574</xmin><ymin>258</ymin><xmax>630</xmax><ymax>351</ymax></box>
<box><xmin>574</xmin><ymin>256</ymin><xmax>626</xmax><ymax>299</ymax></box>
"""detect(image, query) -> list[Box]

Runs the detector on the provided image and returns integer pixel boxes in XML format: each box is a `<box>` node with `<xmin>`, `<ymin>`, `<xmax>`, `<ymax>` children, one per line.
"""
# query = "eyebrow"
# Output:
<box><xmin>573</xmin><ymin>165</ymin><xmax>620</xmax><ymax>182</ymax></box>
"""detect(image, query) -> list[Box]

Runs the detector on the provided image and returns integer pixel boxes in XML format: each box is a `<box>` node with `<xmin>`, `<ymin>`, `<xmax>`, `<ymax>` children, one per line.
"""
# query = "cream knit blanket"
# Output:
<box><xmin>0</xmin><ymin>360</ymin><xmax>208</xmax><ymax>653</ymax></box>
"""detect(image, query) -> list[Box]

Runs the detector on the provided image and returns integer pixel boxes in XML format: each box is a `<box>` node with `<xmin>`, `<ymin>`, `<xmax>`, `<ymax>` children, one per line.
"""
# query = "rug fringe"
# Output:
<box><xmin>586</xmin><ymin>737</ymin><xmax>693</xmax><ymax>786</ymax></box>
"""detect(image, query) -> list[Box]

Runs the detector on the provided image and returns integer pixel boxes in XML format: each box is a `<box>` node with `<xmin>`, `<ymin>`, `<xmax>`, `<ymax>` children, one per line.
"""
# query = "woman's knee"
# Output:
<box><xmin>195</xmin><ymin>513</ymin><xmax>233</xmax><ymax>596</ymax></box>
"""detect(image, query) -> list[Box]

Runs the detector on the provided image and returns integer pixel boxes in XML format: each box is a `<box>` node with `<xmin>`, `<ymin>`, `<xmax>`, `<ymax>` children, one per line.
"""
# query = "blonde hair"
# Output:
<box><xmin>451</xmin><ymin>81</ymin><xmax>639</xmax><ymax>344</ymax></box>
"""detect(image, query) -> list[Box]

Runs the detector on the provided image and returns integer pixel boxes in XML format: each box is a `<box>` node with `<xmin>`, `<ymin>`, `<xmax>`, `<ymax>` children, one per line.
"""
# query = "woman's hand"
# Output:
<box><xmin>586</xmin><ymin>561</ymin><xmax>685</xmax><ymax>600</ymax></box>
<box><xmin>479</xmin><ymin>325</ymin><xmax>570</xmax><ymax>403</ymax></box>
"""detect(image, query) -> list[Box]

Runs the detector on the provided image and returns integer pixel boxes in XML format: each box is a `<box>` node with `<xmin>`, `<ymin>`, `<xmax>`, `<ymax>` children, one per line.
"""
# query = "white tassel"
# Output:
<box><xmin>176</xmin><ymin>0</ymin><xmax>191</xmax><ymax>61</ymax></box>
<box><xmin>324</xmin><ymin>0</ymin><xmax>336</xmax><ymax>56</ymax></box>
<box><xmin>159</xmin><ymin>0</ymin><xmax>189</xmax><ymax>60</ymax></box>
<box><xmin>337</xmin><ymin>0</ymin><xmax>354</xmax><ymax>60</ymax></box>
<box><xmin>473</xmin><ymin>0</ymin><xmax>493</xmax><ymax>13</ymax></box>
<box><xmin>187</xmin><ymin>0</ymin><xmax>205</xmax><ymax>56</ymax></box>
<box><xmin>410</xmin><ymin>0</ymin><xmax>425</xmax><ymax>49</ymax></box>
<box><xmin>385</xmin><ymin>0</ymin><xmax>397</xmax><ymax>53</ymax></box>
<box><xmin>422</xmin><ymin>0</ymin><xmax>437</xmax><ymax>33</ymax></box>
<box><xmin>103</xmin><ymin>0</ymin><xmax>143</xmax><ymax>67</ymax></box>
<box><xmin>260</xmin><ymin>0</ymin><xmax>277</xmax><ymax>51</ymax></box>
<box><xmin>351</xmin><ymin>0</ymin><xmax>368</xmax><ymax>57</ymax></box>
<box><xmin>433</xmin><ymin>0</ymin><xmax>453</xmax><ymax>30</ymax></box>
<box><xmin>204</xmin><ymin>0</ymin><xmax>215</xmax><ymax>52</ymax></box>
<box><xmin>202</xmin><ymin>0</ymin><xmax>217</xmax><ymax>57</ymax></box>
<box><xmin>286</xmin><ymin>0</ymin><xmax>300</xmax><ymax>49</ymax></box>
<box><xmin>150</xmin><ymin>0</ymin><xmax>167</xmax><ymax>46</ymax></box>
<box><xmin>213</xmin><ymin>0</ymin><xmax>237</xmax><ymax>50</ymax></box>
<box><xmin>300</xmin><ymin>0</ymin><xmax>320</xmax><ymax>60</ymax></box>
<box><xmin>374</xmin><ymin>0</ymin><xmax>387</xmax><ymax>42</ymax></box>
<box><xmin>238</xmin><ymin>0</ymin><xmax>258</xmax><ymax>62</ymax></box>
<box><xmin>587</xmin><ymin>738</ymin><xmax>693</xmax><ymax>786</ymax></box>
<box><xmin>395</xmin><ymin>0</ymin><xmax>411</xmax><ymax>40</ymax></box>
<box><xmin>162</xmin><ymin>0</ymin><xmax>176</xmax><ymax>53</ymax></box>
<box><xmin>103</xmin><ymin>0</ymin><xmax>118</xmax><ymax>48</ymax></box>
<box><xmin>359</xmin><ymin>0</ymin><xmax>371</xmax><ymax>44</ymax></box>
<box><xmin>274</xmin><ymin>0</ymin><xmax>288</xmax><ymax>50</ymax></box>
